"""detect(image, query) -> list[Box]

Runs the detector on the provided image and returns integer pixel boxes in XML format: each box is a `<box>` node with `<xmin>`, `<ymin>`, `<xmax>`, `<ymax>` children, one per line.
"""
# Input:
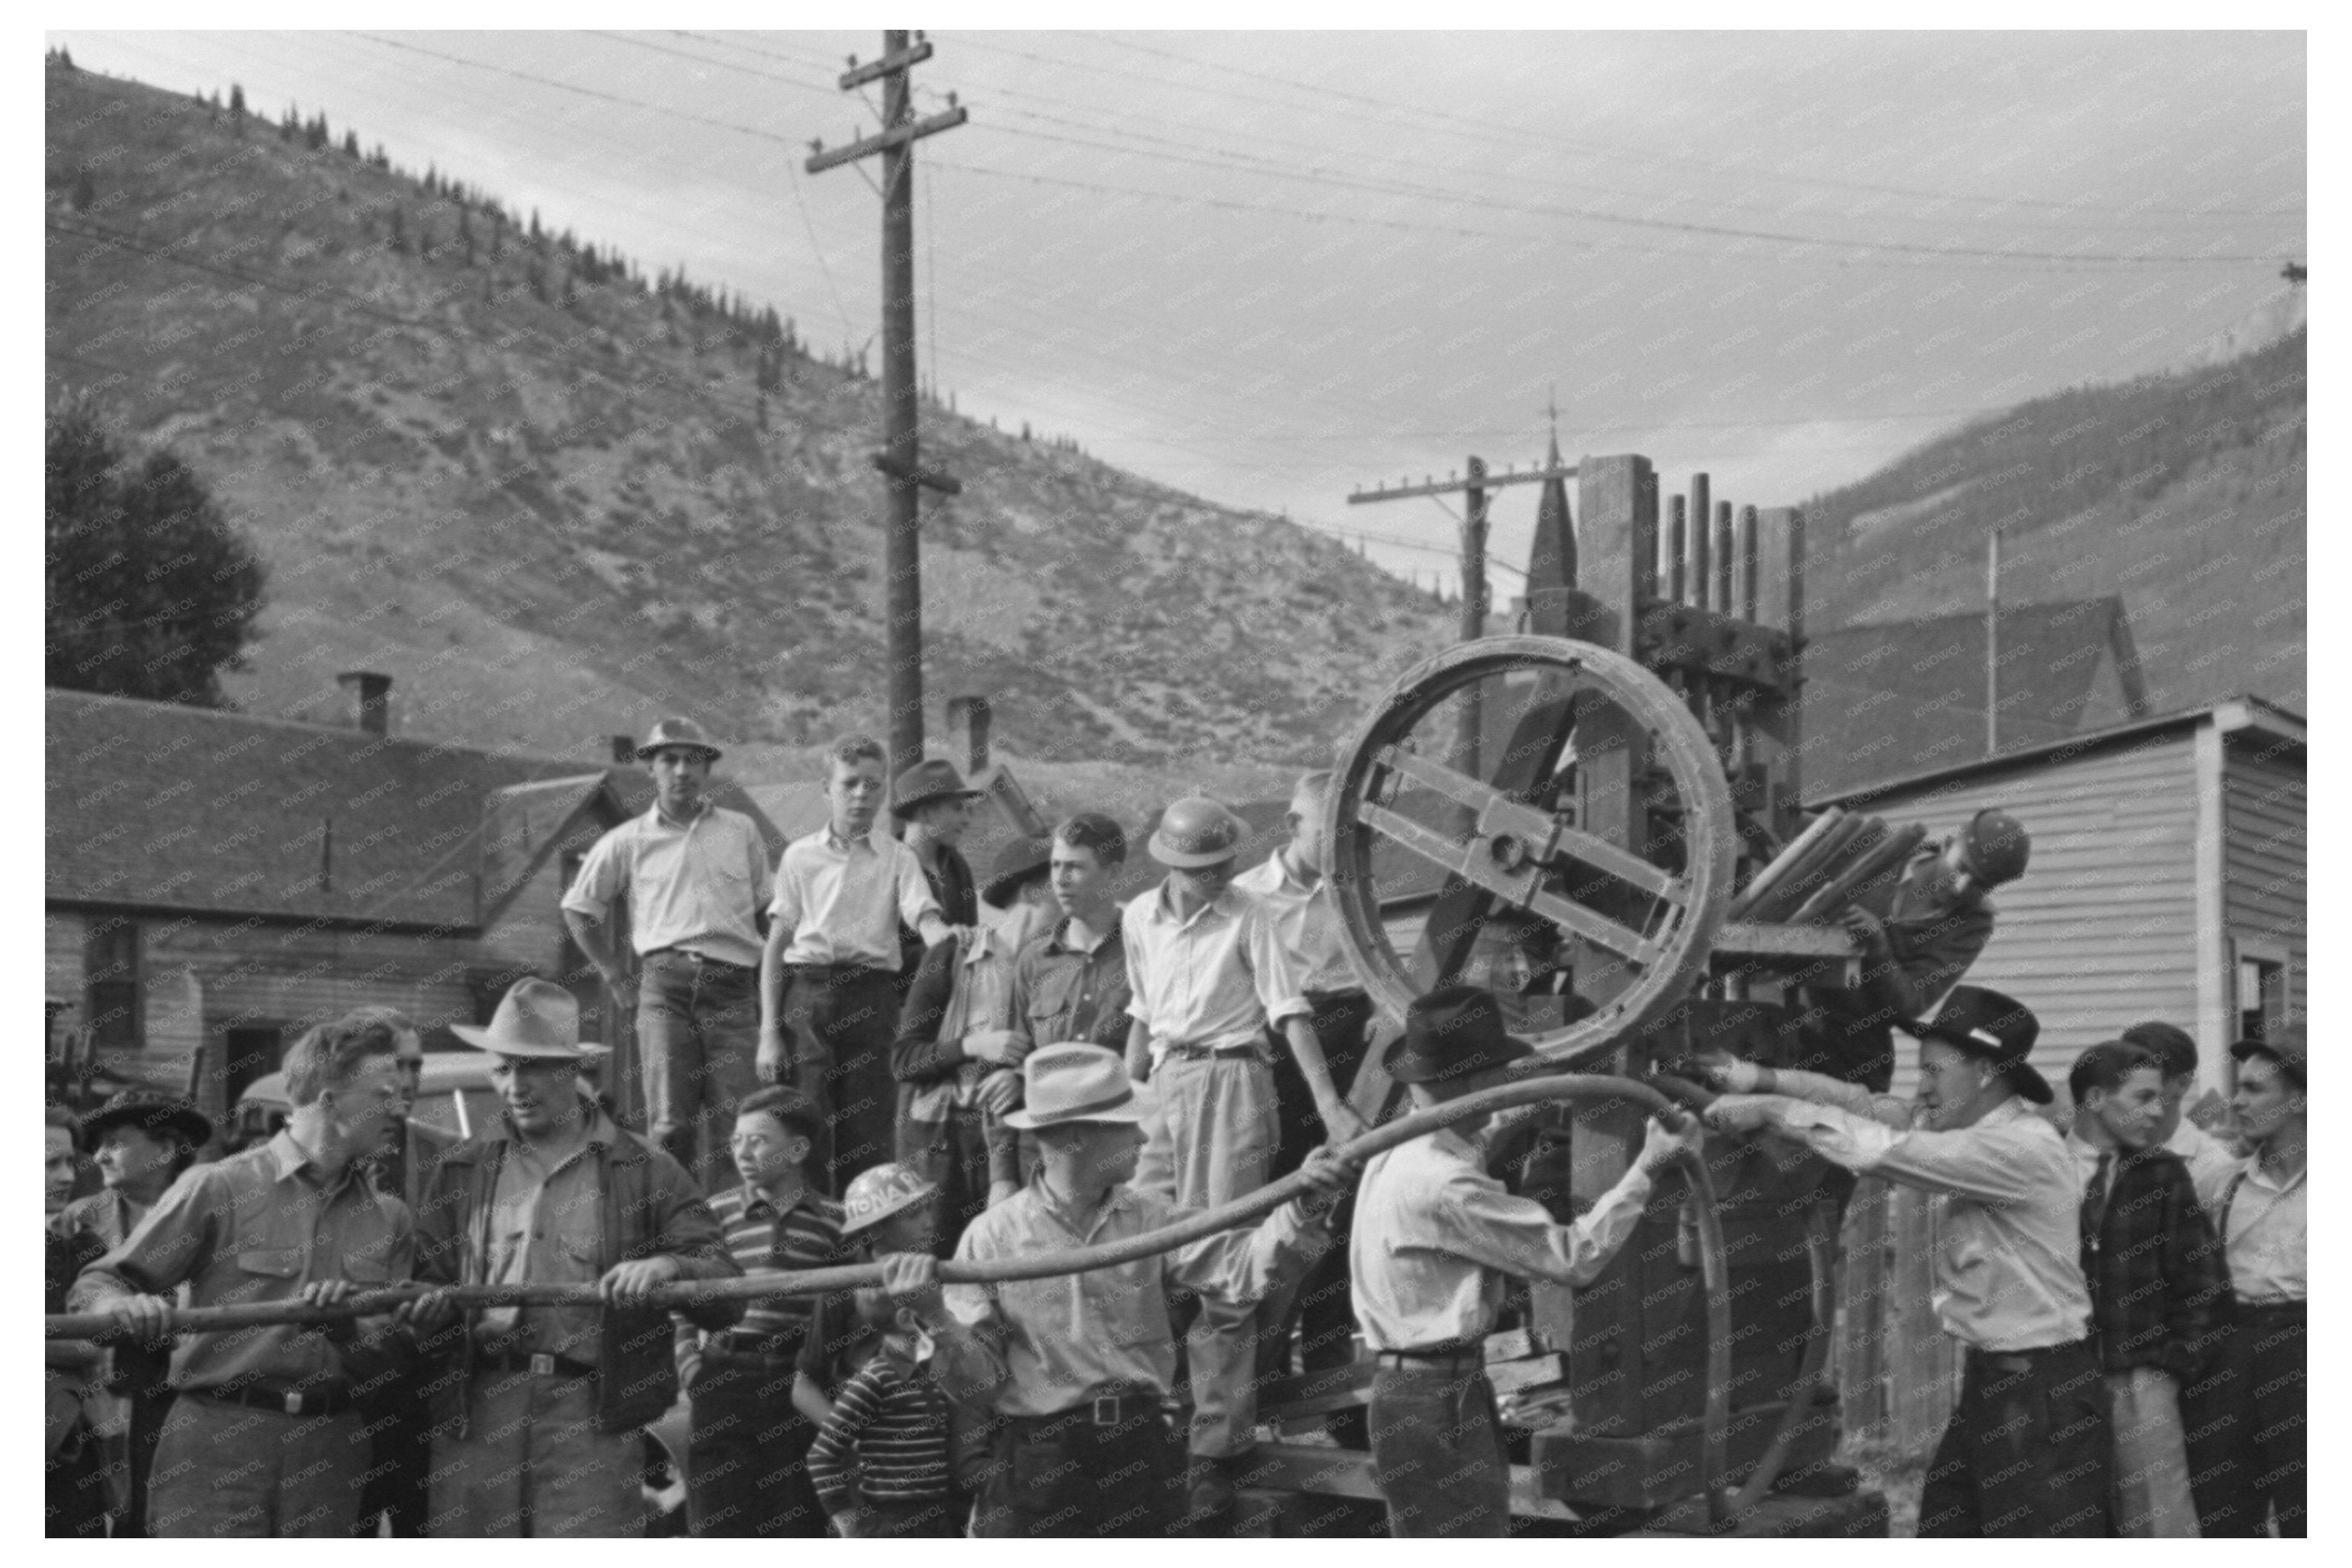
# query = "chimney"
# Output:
<box><xmin>609</xmin><ymin>734</ymin><xmax>637</xmax><ymax>764</ymax></box>
<box><xmin>946</xmin><ymin>695</ymin><xmax>991</xmax><ymax>776</ymax></box>
<box><xmin>337</xmin><ymin>671</ymin><xmax>391</xmax><ymax>737</ymax></box>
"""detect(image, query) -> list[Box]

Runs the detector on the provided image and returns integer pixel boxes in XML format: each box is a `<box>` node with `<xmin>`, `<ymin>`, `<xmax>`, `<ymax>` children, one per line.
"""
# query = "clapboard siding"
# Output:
<box><xmin>2222</xmin><ymin>736</ymin><xmax>2305</xmax><ymax>1017</ymax></box>
<box><xmin>47</xmin><ymin>912</ymin><xmax>85</xmax><ymax>1007</ymax></box>
<box><xmin>1838</xmin><ymin>731</ymin><xmax>2202</xmax><ymax>1100</ymax></box>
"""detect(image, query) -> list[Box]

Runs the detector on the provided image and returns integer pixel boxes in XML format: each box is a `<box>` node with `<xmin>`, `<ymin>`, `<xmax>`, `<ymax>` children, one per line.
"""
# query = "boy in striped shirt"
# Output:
<box><xmin>676</xmin><ymin>1087</ymin><xmax>846</xmax><ymax>1537</ymax></box>
<box><xmin>806</xmin><ymin>1165</ymin><xmax>961</xmax><ymax>1537</ymax></box>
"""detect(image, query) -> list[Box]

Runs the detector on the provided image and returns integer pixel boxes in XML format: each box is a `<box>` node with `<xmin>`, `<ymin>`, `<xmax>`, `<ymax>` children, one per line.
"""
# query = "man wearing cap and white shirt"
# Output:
<box><xmin>409</xmin><ymin>978</ymin><xmax>744</xmax><ymax>1537</ymax></box>
<box><xmin>563</xmin><ymin>716</ymin><xmax>772</xmax><ymax>1190</ymax></box>
<box><xmin>2184</xmin><ymin>1032</ymin><xmax>2305</xmax><ymax>1537</ymax></box>
<box><xmin>1794</xmin><ymin>807</ymin><xmax>2032</xmax><ymax>1092</ymax></box>
<box><xmin>876</xmin><ymin>1043</ymin><xmax>1352</xmax><ymax>1537</ymax></box>
<box><xmin>1353</xmin><ymin>985</ymin><xmax>1701</xmax><ymax>1537</ymax></box>
<box><xmin>1120</xmin><ymin>794</ymin><xmax>1366</xmax><ymax>1525</ymax></box>
<box><xmin>1702</xmin><ymin>984</ymin><xmax>2109</xmax><ymax>1537</ymax></box>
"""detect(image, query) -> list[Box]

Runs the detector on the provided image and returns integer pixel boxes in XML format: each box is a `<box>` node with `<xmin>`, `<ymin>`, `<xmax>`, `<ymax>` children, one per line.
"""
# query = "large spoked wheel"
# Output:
<box><xmin>1324</xmin><ymin>635</ymin><xmax>1737</xmax><ymax>1062</ymax></box>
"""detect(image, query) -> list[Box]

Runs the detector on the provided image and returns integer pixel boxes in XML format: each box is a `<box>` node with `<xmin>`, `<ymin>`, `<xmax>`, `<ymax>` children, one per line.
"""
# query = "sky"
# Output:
<box><xmin>43</xmin><ymin>26</ymin><xmax>2308</xmax><ymax>596</ymax></box>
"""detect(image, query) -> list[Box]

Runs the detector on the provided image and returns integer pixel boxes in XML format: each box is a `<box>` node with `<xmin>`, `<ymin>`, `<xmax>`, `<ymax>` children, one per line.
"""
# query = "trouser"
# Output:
<box><xmin>978</xmin><ymin>1396</ymin><xmax>1188</xmax><ymax>1537</ymax></box>
<box><xmin>88</xmin><ymin>1379</ymin><xmax>175</xmax><ymax>1536</ymax></box>
<box><xmin>2106</xmin><ymin>1367</ymin><xmax>2197</xmax><ymax>1537</ymax></box>
<box><xmin>2184</xmin><ymin>1301</ymin><xmax>2305</xmax><ymax>1537</ymax></box>
<box><xmin>148</xmin><ymin>1391</ymin><xmax>370</xmax><ymax>1538</ymax></box>
<box><xmin>1367</xmin><ymin>1360</ymin><xmax>1511</xmax><ymax>1538</ymax></box>
<box><xmin>896</xmin><ymin>1094</ymin><xmax>1013</xmax><ymax>1255</ymax></box>
<box><xmin>1135</xmin><ymin>1049</ymin><xmax>1278</xmax><ymax>1457</ymax></box>
<box><xmin>685</xmin><ymin>1350</ymin><xmax>827</xmax><ymax>1537</ymax></box>
<box><xmin>846</xmin><ymin>1497</ymin><xmax>964</xmax><ymax>1537</ymax></box>
<box><xmin>427</xmin><ymin>1368</ymin><xmax>648</xmax><ymax>1537</ymax></box>
<box><xmin>783</xmin><ymin>964</ymin><xmax>901</xmax><ymax>1193</ymax></box>
<box><xmin>1261</xmin><ymin>991</ymin><xmax>1374</xmax><ymax>1416</ymax></box>
<box><xmin>352</xmin><ymin>1386</ymin><xmax>430</xmax><ymax>1537</ymax></box>
<box><xmin>638</xmin><ymin>948</ymin><xmax>761</xmax><ymax>1192</ymax></box>
<box><xmin>45</xmin><ymin>1418</ymin><xmax>110</xmax><ymax>1539</ymax></box>
<box><xmin>1918</xmin><ymin>1340</ymin><xmax>2110</xmax><ymax>1537</ymax></box>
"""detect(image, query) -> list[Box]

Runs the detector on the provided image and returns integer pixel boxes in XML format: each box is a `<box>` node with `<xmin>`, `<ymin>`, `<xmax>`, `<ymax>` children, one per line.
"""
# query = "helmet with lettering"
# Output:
<box><xmin>840</xmin><ymin>1162</ymin><xmax>938</xmax><ymax>1236</ymax></box>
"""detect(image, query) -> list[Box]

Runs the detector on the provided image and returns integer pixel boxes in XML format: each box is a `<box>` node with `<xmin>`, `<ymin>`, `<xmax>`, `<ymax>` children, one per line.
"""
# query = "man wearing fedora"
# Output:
<box><xmin>72</xmin><ymin>1016</ymin><xmax>426</xmax><ymax>1537</ymax></box>
<box><xmin>892</xmin><ymin>757</ymin><xmax>985</xmax><ymax>980</ymax></box>
<box><xmin>53</xmin><ymin>1088</ymin><xmax>211</xmax><ymax>1537</ymax></box>
<box><xmin>1120</xmin><ymin>794</ymin><xmax>1366</xmax><ymax>1525</ymax></box>
<box><xmin>891</xmin><ymin>1043</ymin><xmax>1354</xmax><ymax>1537</ymax></box>
<box><xmin>563</xmin><ymin>715</ymin><xmax>773</xmax><ymax>1192</ymax></box>
<box><xmin>1353</xmin><ymin>985</ymin><xmax>1700</xmax><ymax>1537</ymax></box>
<box><xmin>760</xmin><ymin>734</ymin><xmax>957</xmax><ymax>1193</ymax></box>
<box><xmin>408</xmin><ymin>978</ymin><xmax>744</xmax><ymax>1537</ymax></box>
<box><xmin>893</xmin><ymin>833</ymin><xmax>1059</xmax><ymax>1247</ymax></box>
<box><xmin>1703</xmin><ymin>984</ymin><xmax>2109</xmax><ymax>1537</ymax></box>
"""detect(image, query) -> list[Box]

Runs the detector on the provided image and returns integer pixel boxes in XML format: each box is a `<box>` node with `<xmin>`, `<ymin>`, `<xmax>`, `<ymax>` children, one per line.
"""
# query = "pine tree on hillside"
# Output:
<box><xmin>46</xmin><ymin>395</ymin><xmax>268</xmax><ymax>707</ymax></box>
<box><xmin>229</xmin><ymin>83</ymin><xmax>246</xmax><ymax>124</ymax></box>
<box><xmin>343</xmin><ymin>128</ymin><xmax>359</xmax><ymax>156</ymax></box>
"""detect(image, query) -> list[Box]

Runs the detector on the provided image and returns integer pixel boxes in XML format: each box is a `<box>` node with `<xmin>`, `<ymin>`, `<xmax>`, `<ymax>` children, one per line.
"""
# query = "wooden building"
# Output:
<box><xmin>45</xmin><ymin>684</ymin><xmax>785</xmax><ymax>1128</ymax></box>
<box><xmin>1809</xmin><ymin>694</ymin><xmax>2304</xmax><ymax>1094</ymax></box>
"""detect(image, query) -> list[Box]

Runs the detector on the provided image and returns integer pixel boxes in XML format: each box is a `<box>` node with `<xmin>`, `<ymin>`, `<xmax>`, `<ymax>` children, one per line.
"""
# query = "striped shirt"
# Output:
<box><xmin>805</xmin><ymin>1347</ymin><xmax>953</xmax><ymax>1508</ymax></box>
<box><xmin>678</xmin><ymin>1183</ymin><xmax>843</xmax><ymax>1361</ymax></box>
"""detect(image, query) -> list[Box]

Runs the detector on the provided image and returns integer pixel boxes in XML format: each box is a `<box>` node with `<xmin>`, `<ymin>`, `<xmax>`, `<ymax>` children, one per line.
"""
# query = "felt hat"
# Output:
<box><xmin>1898</xmin><ymin>984</ymin><xmax>2048</xmax><ymax>1104</ymax></box>
<box><xmin>1149</xmin><ymin>795</ymin><xmax>1245</xmax><ymax>869</ymax></box>
<box><xmin>1001</xmin><ymin>1043</ymin><xmax>1158</xmax><ymax>1130</ymax></box>
<box><xmin>892</xmin><ymin>758</ymin><xmax>985</xmax><ymax>818</ymax></box>
<box><xmin>1382</xmin><ymin>985</ymin><xmax>1537</xmax><ymax>1084</ymax></box>
<box><xmin>982</xmin><ymin>833</ymin><xmax>1056</xmax><ymax>909</ymax></box>
<box><xmin>79</xmin><ymin>1088</ymin><xmax>212</xmax><ymax>1152</ymax></box>
<box><xmin>452</xmin><ymin>978</ymin><xmax>610</xmax><ymax>1060</ymax></box>
<box><xmin>635</xmin><ymin>717</ymin><xmax>722</xmax><ymax>762</ymax></box>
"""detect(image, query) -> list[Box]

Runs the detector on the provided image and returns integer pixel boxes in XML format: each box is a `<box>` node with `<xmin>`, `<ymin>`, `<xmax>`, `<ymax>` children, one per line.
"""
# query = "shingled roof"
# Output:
<box><xmin>1798</xmin><ymin>596</ymin><xmax>2147</xmax><ymax>801</ymax></box>
<box><xmin>47</xmin><ymin>689</ymin><xmax>782</xmax><ymax>929</ymax></box>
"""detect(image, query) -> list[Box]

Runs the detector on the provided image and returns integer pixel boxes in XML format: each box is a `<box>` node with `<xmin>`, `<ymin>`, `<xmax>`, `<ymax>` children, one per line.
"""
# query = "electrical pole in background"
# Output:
<box><xmin>808</xmin><ymin>30</ymin><xmax>966</xmax><ymax>773</ymax></box>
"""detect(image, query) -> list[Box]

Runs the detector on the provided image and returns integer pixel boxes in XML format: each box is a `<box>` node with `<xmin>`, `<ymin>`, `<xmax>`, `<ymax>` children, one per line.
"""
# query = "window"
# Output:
<box><xmin>2232</xmin><ymin>938</ymin><xmax>2291</xmax><ymax>1044</ymax></box>
<box><xmin>82</xmin><ymin>917</ymin><xmax>140</xmax><ymax>1056</ymax></box>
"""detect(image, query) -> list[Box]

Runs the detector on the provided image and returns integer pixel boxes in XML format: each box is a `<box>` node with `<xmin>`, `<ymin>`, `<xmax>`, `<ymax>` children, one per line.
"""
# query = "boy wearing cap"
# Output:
<box><xmin>1703</xmin><ymin>984</ymin><xmax>2108</xmax><ymax>1537</ymax></box>
<box><xmin>408</xmin><ymin>978</ymin><xmax>744</xmax><ymax>1538</ymax></box>
<box><xmin>761</xmin><ymin>735</ymin><xmax>958</xmax><ymax>1191</ymax></box>
<box><xmin>1794</xmin><ymin>807</ymin><xmax>2031</xmax><ymax>1091</ymax></box>
<box><xmin>893</xmin><ymin>757</ymin><xmax>985</xmax><ymax>979</ymax></box>
<box><xmin>2120</xmin><ymin>1020</ymin><xmax>2241</xmax><ymax>1198</ymax></box>
<box><xmin>2183</xmin><ymin>1033</ymin><xmax>2305</xmax><ymax>1537</ymax></box>
<box><xmin>676</xmin><ymin>1086</ymin><xmax>843</xmax><ymax>1537</ymax></box>
<box><xmin>886</xmin><ymin>1043</ymin><xmax>1354</xmax><ymax>1537</ymax></box>
<box><xmin>563</xmin><ymin>716</ymin><xmax>773</xmax><ymax>1190</ymax></box>
<box><xmin>893</xmin><ymin>834</ymin><xmax>1058</xmax><ymax>1247</ymax></box>
<box><xmin>805</xmin><ymin>1164</ymin><xmax>961</xmax><ymax>1538</ymax></box>
<box><xmin>1353</xmin><ymin>985</ymin><xmax>1700</xmax><ymax>1537</ymax></box>
<box><xmin>2063</xmin><ymin>1041</ymin><xmax>2228</xmax><ymax>1537</ymax></box>
<box><xmin>1122</xmin><ymin>795</ymin><xmax>1365</xmax><ymax>1516</ymax></box>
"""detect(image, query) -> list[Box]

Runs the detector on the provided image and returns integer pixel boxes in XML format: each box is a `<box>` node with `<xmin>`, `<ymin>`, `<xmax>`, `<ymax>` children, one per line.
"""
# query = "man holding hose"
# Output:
<box><xmin>1349</xmin><ymin>985</ymin><xmax>1702</xmax><ymax>1538</ymax></box>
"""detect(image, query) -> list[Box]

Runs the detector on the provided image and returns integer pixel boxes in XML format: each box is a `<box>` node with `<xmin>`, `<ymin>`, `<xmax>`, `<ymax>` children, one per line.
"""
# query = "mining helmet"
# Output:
<box><xmin>635</xmin><ymin>717</ymin><xmax>722</xmax><ymax>763</ymax></box>
<box><xmin>840</xmin><ymin>1162</ymin><xmax>940</xmax><ymax>1236</ymax></box>
<box><xmin>1149</xmin><ymin>795</ymin><xmax>1245</xmax><ymax>869</ymax></box>
<box><xmin>1960</xmin><ymin>808</ymin><xmax>2030</xmax><ymax>888</ymax></box>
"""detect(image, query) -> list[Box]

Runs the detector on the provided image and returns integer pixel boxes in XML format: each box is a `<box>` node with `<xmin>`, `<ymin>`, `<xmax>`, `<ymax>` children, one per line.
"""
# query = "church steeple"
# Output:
<box><xmin>1528</xmin><ymin>385</ymin><xmax>1576</xmax><ymax>593</ymax></box>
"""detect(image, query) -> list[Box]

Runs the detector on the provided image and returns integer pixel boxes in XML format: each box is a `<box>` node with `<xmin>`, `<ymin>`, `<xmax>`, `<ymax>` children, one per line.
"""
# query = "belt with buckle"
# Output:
<box><xmin>1162</xmin><ymin>1040</ymin><xmax>1263</xmax><ymax>1061</ymax></box>
<box><xmin>653</xmin><ymin>948</ymin><xmax>753</xmax><ymax>972</ymax></box>
<box><xmin>707</xmin><ymin>1330</ymin><xmax>803</xmax><ymax>1361</ymax></box>
<box><xmin>194</xmin><ymin>1382</ymin><xmax>356</xmax><ymax>1418</ymax></box>
<box><xmin>1376</xmin><ymin>1345</ymin><xmax>1486</xmax><ymax>1374</ymax></box>
<box><xmin>484</xmin><ymin>1349</ymin><xmax>597</xmax><ymax>1380</ymax></box>
<box><xmin>1967</xmin><ymin>1340</ymin><xmax>2087</xmax><ymax>1376</ymax></box>
<box><xmin>1011</xmin><ymin>1390</ymin><xmax>1163</xmax><ymax>1431</ymax></box>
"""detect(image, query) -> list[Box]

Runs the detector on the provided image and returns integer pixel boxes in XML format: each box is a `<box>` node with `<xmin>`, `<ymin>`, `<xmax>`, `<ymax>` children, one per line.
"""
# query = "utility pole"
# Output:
<box><xmin>1351</xmin><ymin>449</ymin><xmax>1570</xmax><ymax>779</ymax></box>
<box><xmin>1985</xmin><ymin>525</ymin><xmax>2002</xmax><ymax>757</ymax></box>
<box><xmin>808</xmin><ymin>31</ymin><xmax>966</xmax><ymax>773</ymax></box>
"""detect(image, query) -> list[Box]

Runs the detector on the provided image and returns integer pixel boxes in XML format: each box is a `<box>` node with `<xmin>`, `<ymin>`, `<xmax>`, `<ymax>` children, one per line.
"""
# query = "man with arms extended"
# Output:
<box><xmin>2184</xmin><ymin>1033</ymin><xmax>2305</xmax><ymax>1537</ymax></box>
<box><xmin>563</xmin><ymin>716</ymin><xmax>771</xmax><ymax>1190</ymax></box>
<box><xmin>1701</xmin><ymin>985</ymin><xmax>2108</xmax><ymax>1536</ymax></box>
<box><xmin>72</xmin><ymin>1017</ymin><xmax>426</xmax><ymax>1537</ymax></box>
<box><xmin>2064</xmin><ymin>1040</ymin><xmax>2228</xmax><ymax>1537</ymax></box>
<box><xmin>410</xmin><ymin>978</ymin><xmax>744</xmax><ymax>1537</ymax></box>
<box><xmin>1122</xmin><ymin>794</ymin><xmax>1365</xmax><ymax>1528</ymax></box>
<box><xmin>1353</xmin><ymin>986</ymin><xmax>1698</xmax><ymax>1537</ymax></box>
<box><xmin>891</xmin><ymin>1043</ymin><xmax>1353</xmax><ymax>1537</ymax></box>
<box><xmin>760</xmin><ymin>734</ymin><xmax>957</xmax><ymax>1190</ymax></box>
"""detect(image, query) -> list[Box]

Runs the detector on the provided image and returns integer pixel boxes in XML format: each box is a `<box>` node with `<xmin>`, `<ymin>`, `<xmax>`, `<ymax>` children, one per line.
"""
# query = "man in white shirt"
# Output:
<box><xmin>561</xmin><ymin>717</ymin><xmax>772</xmax><ymax>1191</ymax></box>
<box><xmin>1704</xmin><ymin>985</ymin><xmax>2108</xmax><ymax>1537</ymax></box>
<box><xmin>2184</xmin><ymin>1033</ymin><xmax>2305</xmax><ymax>1537</ymax></box>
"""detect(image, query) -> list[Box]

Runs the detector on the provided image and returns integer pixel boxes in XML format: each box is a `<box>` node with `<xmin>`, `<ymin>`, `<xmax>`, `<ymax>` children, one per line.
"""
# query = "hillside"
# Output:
<box><xmin>43</xmin><ymin>59</ymin><xmax>1453</xmax><ymax>770</ymax></box>
<box><xmin>1804</xmin><ymin>323</ymin><xmax>2305</xmax><ymax>720</ymax></box>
